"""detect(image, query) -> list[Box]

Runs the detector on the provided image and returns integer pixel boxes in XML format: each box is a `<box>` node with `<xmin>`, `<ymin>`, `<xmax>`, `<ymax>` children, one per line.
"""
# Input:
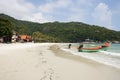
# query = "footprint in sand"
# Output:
<box><xmin>39</xmin><ymin>52</ymin><xmax>43</xmax><ymax>56</ymax></box>
<box><xmin>48</xmin><ymin>68</ymin><xmax>60</xmax><ymax>80</ymax></box>
<box><xmin>42</xmin><ymin>60</ymin><xmax>47</xmax><ymax>64</ymax></box>
<box><xmin>38</xmin><ymin>52</ymin><xmax>47</xmax><ymax>64</ymax></box>
<box><xmin>40</xmin><ymin>75</ymin><xmax>47</xmax><ymax>80</ymax></box>
<box><xmin>45</xmin><ymin>68</ymin><xmax>54</xmax><ymax>80</ymax></box>
<box><xmin>40</xmin><ymin>70</ymin><xmax>50</xmax><ymax>80</ymax></box>
<box><xmin>39</xmin><ymin>57</ymin><xmax>47</xmax><ymax>64</ymax></box>
<box><xmin>39</xmin><ymin>67</ymin><xmax>60</xmax><ymax>80</ymax></box>
<box><xmin>35</xmin><ymin>54</ymin><xmax>47</xmax><ymax>68</ymax></box>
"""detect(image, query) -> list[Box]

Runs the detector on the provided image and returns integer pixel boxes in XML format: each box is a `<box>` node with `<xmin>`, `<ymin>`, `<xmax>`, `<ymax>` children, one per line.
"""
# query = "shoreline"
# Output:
<box><xmin>57</xmin><ymin>43</ymin><xmax>120</xmax><ymax>69</ymax></box>
<box><xmin>50</xmin><ymin>44</ymin><xmax>120</xmax><ymax>70</ymax></box>
<box><xmin>49</xmin><ymin>44</ymin><xmax>120</xmax><ymax>80</ymax></box>
<box><xmin>0</xmin><ymin>43</ymin><xmax>120</xmax><ymax>80</ymax></box>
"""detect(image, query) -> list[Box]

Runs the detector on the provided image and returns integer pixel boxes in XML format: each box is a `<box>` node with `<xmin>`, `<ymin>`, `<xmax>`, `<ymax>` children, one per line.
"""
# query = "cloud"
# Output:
<box><xmin>66</xmin><ymin>0</ymin><xmax>94</xmax><ymax>22</ymax></box>
<box><xmin>0</xmin><ymin>0</ymin><xmax>94</xmax><ymax>23</ymax></box>
<box><xmin>21</xmin><ymin>12</ymin><xmax>52</xmax><ymax>23</ymax></box>
<box><xmin>39</xmin><ymin>0</ymin><xmax>72</xmax><ymax>13</ymax></box>
<box><xmin>0</xmin><ymin>0</ymin><xmax>35</xmax><ymax>18</ymax></box>
<box><xmin>0</xmin><ymin>0</ymin><xmax>50</xmax><ymax>23</ymax></box>
<box><xmin>38</xmin><ymin>0</ymin><xmax>93</xmax><ymax>22</ymax></box>
<box><xmin>92</xmin><ymin>3</ymin><xmax>113</xmax><ymax>29</ymax></box>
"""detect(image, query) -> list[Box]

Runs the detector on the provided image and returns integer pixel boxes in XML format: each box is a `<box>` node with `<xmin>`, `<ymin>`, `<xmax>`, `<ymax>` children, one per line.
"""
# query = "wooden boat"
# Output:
<box><xmin>78</xmin><ymin>41</ymin><xmax>111</xmax><ymax>52</ymax></box>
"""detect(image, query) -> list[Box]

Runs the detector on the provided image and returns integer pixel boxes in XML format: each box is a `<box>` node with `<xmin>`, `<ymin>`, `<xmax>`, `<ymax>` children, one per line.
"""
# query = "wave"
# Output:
<box><xmin>99</xmin><ymin>50</ymin><xmax>120</xmax><ymax>57</ymax></box>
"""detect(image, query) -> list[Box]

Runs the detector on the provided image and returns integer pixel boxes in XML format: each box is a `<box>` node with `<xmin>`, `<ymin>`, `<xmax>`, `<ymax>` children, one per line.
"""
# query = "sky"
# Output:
<box><xmin>0</xmin><ymin>0</ymin><xmax>120</xmax><ymax>31</ymax></box>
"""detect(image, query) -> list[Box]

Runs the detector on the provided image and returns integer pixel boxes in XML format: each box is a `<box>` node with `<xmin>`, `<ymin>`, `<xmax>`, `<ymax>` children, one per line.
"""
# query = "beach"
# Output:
<box><xmin>0</xmin><ymin>43</ymin><xmax>120</xmax><ymax>80</ymax></box>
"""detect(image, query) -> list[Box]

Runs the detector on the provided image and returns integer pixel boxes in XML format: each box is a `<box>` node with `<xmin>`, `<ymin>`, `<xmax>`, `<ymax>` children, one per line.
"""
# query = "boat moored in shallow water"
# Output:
<box><xmin>78</xmin><ymin>41</ymin><xmax>111</xmax><ymax>52</ymax></box>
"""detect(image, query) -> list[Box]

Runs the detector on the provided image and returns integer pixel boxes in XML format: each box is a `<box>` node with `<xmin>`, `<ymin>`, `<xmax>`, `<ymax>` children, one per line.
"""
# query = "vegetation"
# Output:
<box><xmin>32</xmin><ymin>31</ymin><xmax>59</xmax><ymax>42</ymax></box>
<box><xmin>0</xmin><ymin>13</ymin><xmax>120</xmax><ymax>42</ymax></box>
<box><xmin>0</xmin><ymin>18</ymin><xmax>13</xmax><ymax>37</ymax></box>
<box><xmin>0</xmin><ymin>17</ymin><xmax>14</xmax><ymax>43</ymax></box>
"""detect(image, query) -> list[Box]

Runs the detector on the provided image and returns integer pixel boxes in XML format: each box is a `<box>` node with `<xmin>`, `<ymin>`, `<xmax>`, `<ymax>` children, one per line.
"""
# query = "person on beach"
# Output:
<box><xmin>78</xmin><ymin>44</ymin><xmax>84</xmax><ymax>51</ymax></box>
<box><xmin>68</xmin><ymin>44</ymin><xmax>71</xmax><ymax>49</ymax></box>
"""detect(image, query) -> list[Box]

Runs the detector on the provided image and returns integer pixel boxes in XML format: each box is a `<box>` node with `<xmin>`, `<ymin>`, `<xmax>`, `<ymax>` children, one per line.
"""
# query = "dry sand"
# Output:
<box><xmin>0</xmin><ymin>43</ymin><xmax>120</xmax><ymax>80</ymax></box>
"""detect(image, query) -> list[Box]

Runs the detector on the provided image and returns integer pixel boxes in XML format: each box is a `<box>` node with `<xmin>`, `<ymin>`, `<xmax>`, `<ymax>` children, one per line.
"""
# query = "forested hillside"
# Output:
<box><xmin>0</xmin><ymin>13</ymin><xmax>120</xmax><ymax>42</ymax></box>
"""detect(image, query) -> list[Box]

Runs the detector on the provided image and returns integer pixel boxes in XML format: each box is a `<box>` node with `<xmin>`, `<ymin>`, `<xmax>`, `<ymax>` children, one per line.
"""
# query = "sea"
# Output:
<box><xmin>61</xmin><ymin>43</ymin><xmax>120</xmax><ymax>69</ymax></box>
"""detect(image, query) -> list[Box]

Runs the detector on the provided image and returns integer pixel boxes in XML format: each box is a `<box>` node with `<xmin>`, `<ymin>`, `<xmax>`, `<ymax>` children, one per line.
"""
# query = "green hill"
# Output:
<box><xmin>0</xmin><ymin>13</ymin><xmax>120</xmax><ymax>42</ymax></box>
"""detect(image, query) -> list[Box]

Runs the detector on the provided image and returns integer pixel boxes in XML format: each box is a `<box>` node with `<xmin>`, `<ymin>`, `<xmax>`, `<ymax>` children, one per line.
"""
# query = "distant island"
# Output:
<box><xmin>0</xmin><ymin>13</ymin><xmax>120</xmax><ymax>43</ymax></box>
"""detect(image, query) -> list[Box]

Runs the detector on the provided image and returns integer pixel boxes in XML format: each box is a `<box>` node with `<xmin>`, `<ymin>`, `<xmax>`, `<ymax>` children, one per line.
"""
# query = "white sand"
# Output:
<box><xmin>0</xmin><ymin>43</ymin><xmax>120</xmax><ymax>80</ymax></box>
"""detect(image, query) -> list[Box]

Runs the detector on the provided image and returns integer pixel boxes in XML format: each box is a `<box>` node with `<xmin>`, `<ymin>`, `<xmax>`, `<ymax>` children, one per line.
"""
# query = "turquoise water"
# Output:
<box><xmin>108</xmin><ymin>44</ymin><xmax>120</xmax><ymax>53</ymax></box>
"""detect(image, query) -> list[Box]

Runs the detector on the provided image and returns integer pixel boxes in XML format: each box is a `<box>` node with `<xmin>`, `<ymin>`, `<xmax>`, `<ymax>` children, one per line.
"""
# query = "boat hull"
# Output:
<box><xmin>79</xmin><ymin>47</ymin><xmax>108</xmax><ymax>52</ymax></box>
<box><xmin>79</xmin><ymin>49</ymin><xmax>99</xmax><ymax>52</ymax></box>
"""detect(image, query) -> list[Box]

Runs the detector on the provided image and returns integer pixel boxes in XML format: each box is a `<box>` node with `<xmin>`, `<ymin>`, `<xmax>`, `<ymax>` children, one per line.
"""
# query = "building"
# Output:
<box><xmin>20</xmin><ymin>35</ymin><xmax>33</xmax><ymax>42</ymax></box>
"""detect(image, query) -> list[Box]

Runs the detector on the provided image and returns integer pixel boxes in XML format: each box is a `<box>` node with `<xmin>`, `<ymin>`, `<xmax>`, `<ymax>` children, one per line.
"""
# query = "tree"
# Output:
<box><xmin>0</xmin><ymin>18</ymin><xmax>13</xmax><ymax>42</ymax></box>
<box><xmin>32</xmin><ymin>31</ymin><xmax>43</xmax><ymax>42</ymax></box>
<box><xmin>32</xmin><ymin>31</ymin><xmax>59</xmax><ymax>42</ymax></box>
<box><xmin>18</xmin><ymin>26</ymin><xmax>26</xmax><ymax>35</ymax></box>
